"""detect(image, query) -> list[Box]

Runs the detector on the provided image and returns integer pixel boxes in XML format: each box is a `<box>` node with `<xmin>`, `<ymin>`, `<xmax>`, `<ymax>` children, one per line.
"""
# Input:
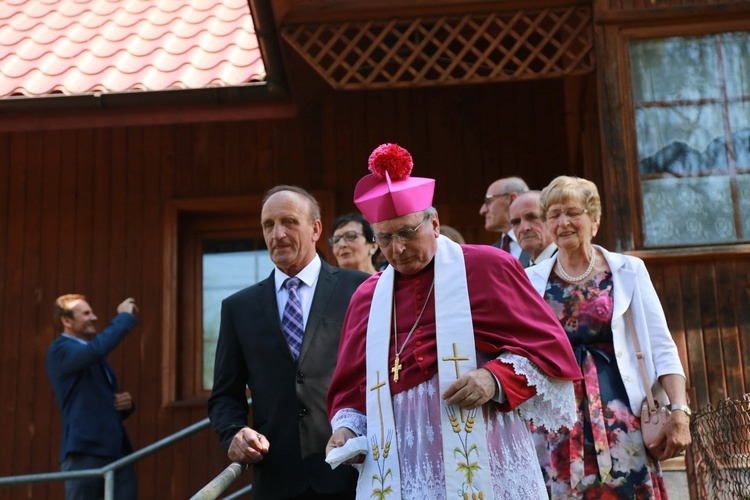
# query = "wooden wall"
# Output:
<box><xmin>645</xmin><ymin>254</ymin><xmax>750</xmax><ymax>409</ymax></box>
<box><xmin>0</xmin><ymin>76</ymin><xmax>583</xmax><ymax>498</ymax></box>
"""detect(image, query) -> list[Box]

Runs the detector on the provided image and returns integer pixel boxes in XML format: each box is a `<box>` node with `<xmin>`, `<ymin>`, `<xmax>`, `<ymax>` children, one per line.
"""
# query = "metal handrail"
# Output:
<box><xmin>0</xmin><ymin>398</ymin><xmax>253</xmax><ymax>499</ymax></box>
<box><xmin>190</xmin><ymin>462</ymin><xmax>249</xmax><ymax>500</ymax></box>
<box><xmin>223</xmin><ymin>483</ymin><xmax>253</xmax><ymax>499</ymax></box>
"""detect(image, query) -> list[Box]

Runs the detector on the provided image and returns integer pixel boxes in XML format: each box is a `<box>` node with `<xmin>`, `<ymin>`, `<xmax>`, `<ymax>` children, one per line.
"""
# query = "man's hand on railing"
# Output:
<box><xmin>228</xmin><ymin>427</ymin><xmax>269</xmax><ymax>464</ymax></box>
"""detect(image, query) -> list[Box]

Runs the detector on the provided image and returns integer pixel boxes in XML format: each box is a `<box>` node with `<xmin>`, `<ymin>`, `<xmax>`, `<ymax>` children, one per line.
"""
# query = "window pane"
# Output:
<box><xmin>728</xmin><ymin>101</ymin><xmax>750</xmax><ymax>168</ymax></box>
<box><xmin>202</xmin><ymin>239</ymin><xmax>275</xmax><ymax>391</ymax></box>
<box><xmin>722</xmin><ymin>32</ymin><xmax>750</xmax><ymax>98</ymax></box>
<box><xmin>630</xmin><ymin>32</ymin><xmax>750</xmax><ymax>247</ymax></box>
<box><xmin>737</xmin><ymin>174</ymin><xmax>750</xmax><ymax>239</ymax></box>
<box><xmin>740</xmin><ymin>174</ymin><xmax>750</xmax><ymax>238</ymax></box>
<box><xmin>642</xmin><ymin>176</ymin><xmax>737</xmax><ymax>247</ymax></box>
<box><xmin>631</xmin><ymin>36</ymin><xmax>721</xmax><ymax>103</ymax></box>
<box><xmin>636</xmin><ymin>104</ymin><xmax>727</xmax><ymax>174</ymax></box>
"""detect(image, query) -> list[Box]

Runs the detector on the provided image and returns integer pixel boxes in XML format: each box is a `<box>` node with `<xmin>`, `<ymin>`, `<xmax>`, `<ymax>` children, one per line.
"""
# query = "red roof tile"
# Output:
<box><xmin>0</xmin><ymin>0</ymin><xmax>266</xmax><ymax>97</ymax></box>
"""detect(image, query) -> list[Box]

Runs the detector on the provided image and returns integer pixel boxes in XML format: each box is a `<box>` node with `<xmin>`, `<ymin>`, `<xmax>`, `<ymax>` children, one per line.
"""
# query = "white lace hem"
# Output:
<box><xmin>331</xmin><ymin>408</ymin><xmax>367</xmax><ymax>436</ymax></box>
<box><xmin>499</xmin><ymin>352</ymin><xmax>576</xmax><ymax>430</ymax></box>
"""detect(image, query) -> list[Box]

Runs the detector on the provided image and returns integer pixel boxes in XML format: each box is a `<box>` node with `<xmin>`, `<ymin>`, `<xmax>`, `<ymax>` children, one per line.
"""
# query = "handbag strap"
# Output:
<box><xmin>626</xmin><ymin>310</ymin><xmax>657</xmax><ymax>412</ymax></box>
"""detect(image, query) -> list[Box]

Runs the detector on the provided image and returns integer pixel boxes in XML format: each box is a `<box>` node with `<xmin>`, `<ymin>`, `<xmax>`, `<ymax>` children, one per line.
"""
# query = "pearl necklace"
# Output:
<box><xmin>391</xmin><ymin>279</ymin><xmax>435</xmax><ymax>383</ymax></box>
<box><xmin>556</xmin><ymin>248</ymin><xmax>596</xmax><ymax>282</ymax></box>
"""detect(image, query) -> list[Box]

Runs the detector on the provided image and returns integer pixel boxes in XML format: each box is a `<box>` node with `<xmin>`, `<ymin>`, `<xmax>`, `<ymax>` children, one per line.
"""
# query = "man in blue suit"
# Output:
<box><xmin>47</xmin><ymin>294</ymin><xmax>139</xmax><ymax>499</ymax></box>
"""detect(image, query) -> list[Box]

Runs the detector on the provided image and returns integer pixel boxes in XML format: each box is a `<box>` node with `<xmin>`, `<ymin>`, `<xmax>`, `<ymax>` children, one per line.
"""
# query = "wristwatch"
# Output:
<box><xmin>669</xmin><ymin>403</ymin><xmax>692</xmax><ymax>417</ymax></box>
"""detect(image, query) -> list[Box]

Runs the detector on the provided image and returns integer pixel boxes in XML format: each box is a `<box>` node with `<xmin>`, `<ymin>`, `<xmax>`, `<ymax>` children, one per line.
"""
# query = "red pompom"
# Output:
<box><xmin>368</xmin><ymin>143</ymin><xmax>413</xmax><ymax>181</ymax></box>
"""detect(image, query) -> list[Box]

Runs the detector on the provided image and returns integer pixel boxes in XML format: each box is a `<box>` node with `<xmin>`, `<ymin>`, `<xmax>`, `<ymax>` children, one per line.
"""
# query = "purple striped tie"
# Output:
<box><xmin>282</xmin><ymin>277</ymin><xmax>304</xmax><ymax>359</ymax></box>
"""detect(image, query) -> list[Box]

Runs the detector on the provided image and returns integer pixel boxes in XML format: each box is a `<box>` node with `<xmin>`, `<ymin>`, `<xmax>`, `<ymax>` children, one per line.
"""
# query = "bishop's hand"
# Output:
<box><xmin>326</xmin><ymin>427</ymin><xmax>364</xmax><ymax>464</ymax></box>
<box><xmin>441</xmin><ymin>367</ymin><xmax>496</xmax><ymax>410</ymax></box>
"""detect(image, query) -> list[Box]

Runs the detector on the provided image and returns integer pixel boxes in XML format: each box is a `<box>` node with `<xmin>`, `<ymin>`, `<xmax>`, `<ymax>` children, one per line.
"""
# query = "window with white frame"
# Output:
<box><xmin>629</xmin><ymin>31</ymin><xmax>750</xmax><ymax>247</ymax></box>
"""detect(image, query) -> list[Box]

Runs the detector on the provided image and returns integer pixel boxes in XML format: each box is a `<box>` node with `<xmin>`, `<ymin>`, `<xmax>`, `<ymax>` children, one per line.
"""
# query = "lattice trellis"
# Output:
<box><xmin>280</xmin><ymin>6</ymin><xmax>595</xmax><ymax>90</ymax></box>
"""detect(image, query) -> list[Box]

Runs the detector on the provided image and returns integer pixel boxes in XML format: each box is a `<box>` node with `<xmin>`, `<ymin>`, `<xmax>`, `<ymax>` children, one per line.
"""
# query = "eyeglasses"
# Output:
<box><xmin>375</xmin><ymin>215</ymin><xmax>430</xmax><ymax>247</ymax></box>
<box><xmin>546</xmin><ymin>208</ymin><xmax>588</xmax><ymax>222</ymax></box>
<box><xmin>329</xmin><ymin>230</ymin><xmax>367</xmax><ymax>246</ymax></box>
<box><xmin>484</xmin><ymin>193</ymin><xmax>511</xmax><ymax>206</ymax></box>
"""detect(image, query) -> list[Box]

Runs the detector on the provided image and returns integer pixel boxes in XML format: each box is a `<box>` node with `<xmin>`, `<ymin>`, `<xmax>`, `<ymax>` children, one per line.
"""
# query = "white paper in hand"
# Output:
<box><xmin>325</xmin><ymin>435</ymin><xmax>368</xmax><ymax>469</ymax></box>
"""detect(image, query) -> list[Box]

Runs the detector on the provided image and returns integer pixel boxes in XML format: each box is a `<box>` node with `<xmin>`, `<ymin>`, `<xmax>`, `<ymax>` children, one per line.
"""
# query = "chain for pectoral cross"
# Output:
<box><xmin>392</xmin><ymin>279</ymin><xmax>435</xmax><ymax>383</ymax></box>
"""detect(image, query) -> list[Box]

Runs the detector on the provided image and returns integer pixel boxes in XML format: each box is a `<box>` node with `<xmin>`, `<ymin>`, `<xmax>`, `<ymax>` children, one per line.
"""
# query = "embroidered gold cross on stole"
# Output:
<box><xmin>370</xmin><ymin>371</ymin><xmax>387</xmax><ymax>446</ymax></box>
<box><xmin>442</xmin><ymin>343</ymin><xmax>470</xmax><ymax>377</ymax></box>
<box><xmin>368</xmin><ymin>371</ymin><xmax>394</xmax><ymax>498</ymax></box>
<box><xmin>442</xmin><ymin>343</ymin><xmax>471</xmax><ymax>420</ymax></box>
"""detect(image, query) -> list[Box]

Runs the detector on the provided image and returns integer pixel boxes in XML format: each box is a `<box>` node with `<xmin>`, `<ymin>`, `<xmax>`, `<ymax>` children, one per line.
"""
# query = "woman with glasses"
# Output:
<box><xmin>329</xmin><ymin>213</ymin><xmax>379</xmax><ymax>274</ymax></box>
<box><xmin>525</xmin><ymin>176</ymin><xmax>691</xmax><ymax>498</ymax></box>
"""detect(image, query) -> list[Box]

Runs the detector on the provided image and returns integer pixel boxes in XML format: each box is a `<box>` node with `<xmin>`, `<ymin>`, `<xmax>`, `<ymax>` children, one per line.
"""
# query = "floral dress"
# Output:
<box><xmin>531</xmin><ymin>269</ymin><xmax>669</xmax><ymax>499</ymax></box>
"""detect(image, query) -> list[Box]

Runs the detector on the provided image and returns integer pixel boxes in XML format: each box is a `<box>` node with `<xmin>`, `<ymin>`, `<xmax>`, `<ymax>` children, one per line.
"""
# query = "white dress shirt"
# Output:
<box><xmin>507</xmin><ymin>228</ymin><xmax>523</xmax><ymax>259</ymax></box>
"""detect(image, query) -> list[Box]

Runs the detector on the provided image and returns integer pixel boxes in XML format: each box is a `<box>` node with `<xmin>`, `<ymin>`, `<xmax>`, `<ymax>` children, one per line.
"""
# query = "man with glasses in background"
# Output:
<box><xmin>325</xmin><ymin>144</ymin><xmax>580</xmax><ymax>498</ymax></box>
<box><xmin>479</xmin><ymin>176</ymin><xmax>531</xmax><ymax>267</ymax></box>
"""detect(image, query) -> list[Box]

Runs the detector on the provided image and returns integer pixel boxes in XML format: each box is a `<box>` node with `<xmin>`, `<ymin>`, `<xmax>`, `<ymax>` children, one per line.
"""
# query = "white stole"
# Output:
<box><xmin>360</xmin><ymin>235</ymin><xmax>493</xmax><ymax>499</ymax></box>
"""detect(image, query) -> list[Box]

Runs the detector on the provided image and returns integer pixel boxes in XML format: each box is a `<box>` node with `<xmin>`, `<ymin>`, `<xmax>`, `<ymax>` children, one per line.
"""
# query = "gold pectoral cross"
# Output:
<box><xmin>391</xmin><ymin>353</ymin><xmax>403</xmax><ymax>382</ymax></box>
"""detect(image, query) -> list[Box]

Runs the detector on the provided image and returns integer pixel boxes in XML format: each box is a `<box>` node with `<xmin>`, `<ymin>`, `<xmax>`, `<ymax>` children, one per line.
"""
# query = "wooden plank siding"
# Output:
<box><xmin>645</xmin><ymin>256</ymin><xmax>750</xmax><ymax>410</ymax></box>
<box><xmin>0</xmin><ymin>78</ymin><xmax>588</xmax><ymax>498</ymax></box>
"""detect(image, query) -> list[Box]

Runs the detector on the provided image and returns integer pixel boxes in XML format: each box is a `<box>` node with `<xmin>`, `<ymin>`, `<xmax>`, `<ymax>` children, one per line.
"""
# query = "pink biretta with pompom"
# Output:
<box><xmin>354</xmin><ymin>143</ymin><xmax>435</xmax><ymax>223</ymax></box>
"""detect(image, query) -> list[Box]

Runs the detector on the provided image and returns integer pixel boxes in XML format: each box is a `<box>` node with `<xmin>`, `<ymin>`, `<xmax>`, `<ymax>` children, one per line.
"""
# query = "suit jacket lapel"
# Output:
<box><xmin>298</xmin><ymin>262</ymin><xmax>337</xmax><ymax>365</ymax></box>
<box><xmin>519</xmin><ymin>250</ymin><xmax>531</xmax><ymax>268</ymax></box>
<box><xmin>101</xmin><ymin>360</ymin><xmax>117</xmax><ymax>390</ymax></box>
<box><xmin>257</xmin><ymin>270</ymin><xmax>292</xmax><ymax>359</ymax></box>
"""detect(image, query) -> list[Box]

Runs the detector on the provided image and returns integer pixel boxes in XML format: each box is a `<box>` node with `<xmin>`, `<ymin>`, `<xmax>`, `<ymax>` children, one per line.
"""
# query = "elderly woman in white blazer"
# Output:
<box><xmin>525</xmin><ymin>175</ymin><xmax>691</xmax><ymax>499</ymax></box>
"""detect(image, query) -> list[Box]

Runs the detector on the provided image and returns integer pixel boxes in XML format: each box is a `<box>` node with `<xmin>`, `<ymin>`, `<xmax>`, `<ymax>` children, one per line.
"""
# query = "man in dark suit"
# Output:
<box><xmin>479</xmin><ymin>176</ymin><xmax>531</xmax><ymax>267</ymax></box>
<box><xmin>208</xmin><ymin>185</ymin><xmax>368</xmax><ymax>499</ymax></box>
<box><xmin>47</xmin><ymin>295</ymin><xmax>139</xmax><ymax>500</ymax></box>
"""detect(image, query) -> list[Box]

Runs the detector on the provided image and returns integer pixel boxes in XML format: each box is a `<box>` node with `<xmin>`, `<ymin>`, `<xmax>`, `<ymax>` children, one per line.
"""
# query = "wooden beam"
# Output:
<box><xmin>0</xmin><ymin>99</ymin><xmax>298</xmax><ymax>133</ymax></box>
<box><xmin>595</xmin><ymin>2</ymin><xmax>750</xmax><ymax>26</ymax></box>
<box><xmin>276</xmin><ymin>0</ymin><xmax>584</xmax><ymax>24</ymax></box>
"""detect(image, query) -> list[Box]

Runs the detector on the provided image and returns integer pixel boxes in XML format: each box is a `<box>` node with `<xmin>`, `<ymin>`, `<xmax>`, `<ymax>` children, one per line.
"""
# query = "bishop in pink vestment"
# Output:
<box><xmin>327</xmin><ymin>243</ymin><xmax>581</xmax><ymax>498</ymax></box>
<box><xmin>325</xmin><ymin>144</ymin><xmax>581</xmax><ymax>499</ymax></box>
